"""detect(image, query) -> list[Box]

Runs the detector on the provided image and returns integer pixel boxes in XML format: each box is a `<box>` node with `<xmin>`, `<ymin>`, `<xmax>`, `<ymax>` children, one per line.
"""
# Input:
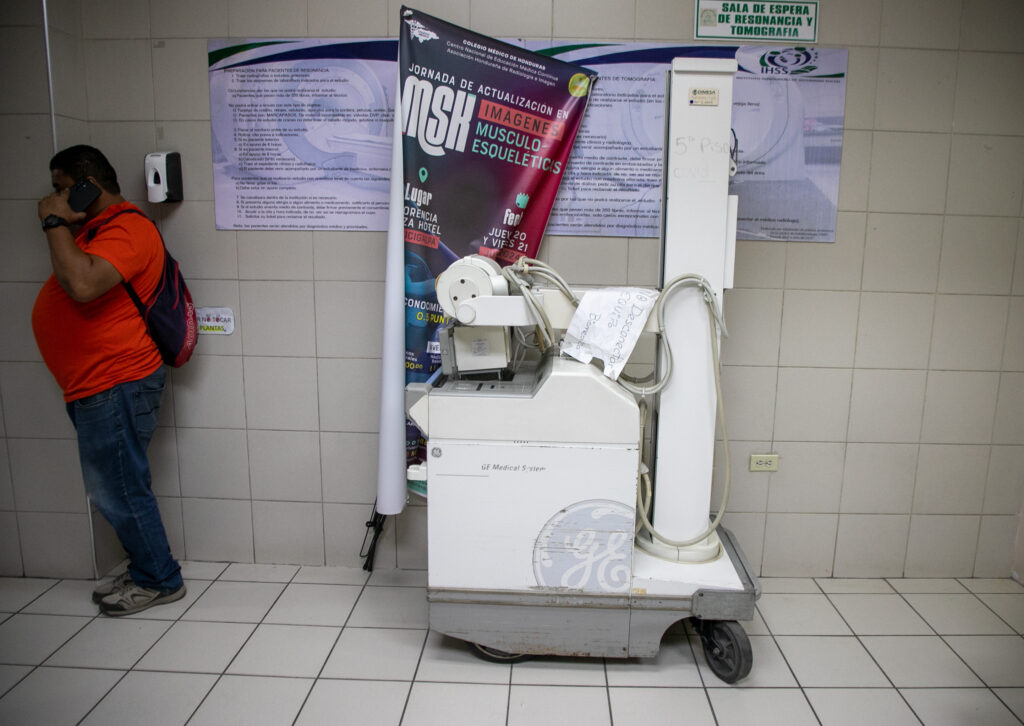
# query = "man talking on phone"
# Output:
<box><xmin>32</xmin><ymin>145</ymin><xmax>185</xmax><ymax>615</ymax></box>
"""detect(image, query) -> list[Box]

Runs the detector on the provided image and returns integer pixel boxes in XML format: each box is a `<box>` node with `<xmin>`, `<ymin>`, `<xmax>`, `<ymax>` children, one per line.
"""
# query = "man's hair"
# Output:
<box><xmin>49</xmin><ymin>145</ymin><xmax>120</xmax><ymax>194</ymax></box>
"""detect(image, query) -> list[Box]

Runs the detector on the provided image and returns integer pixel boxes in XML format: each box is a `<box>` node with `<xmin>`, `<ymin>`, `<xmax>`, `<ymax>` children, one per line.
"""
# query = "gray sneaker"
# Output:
<box><xmin>92</xmin><ymin>571</ymin><xmax>132</xmax><ymax>604</ymax></box>
<box><xmin>99</xmin><ymin>582</ymin><xmax>187</xmax><ymax>616</ymax></box>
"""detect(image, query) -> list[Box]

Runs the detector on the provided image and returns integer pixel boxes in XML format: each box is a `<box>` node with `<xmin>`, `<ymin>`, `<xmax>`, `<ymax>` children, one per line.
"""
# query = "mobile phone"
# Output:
<box><xmin>68</xmin><ymin>179</ymin><xmax>101</xmax><ymax>212</ymax></box>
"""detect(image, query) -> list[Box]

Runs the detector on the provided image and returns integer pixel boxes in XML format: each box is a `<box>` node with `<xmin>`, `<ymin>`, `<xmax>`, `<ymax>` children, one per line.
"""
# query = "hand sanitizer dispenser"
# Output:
<box><xmin>145</xmin><ymin>152</ymin><xmax>183</xmax><ymax>203</ymax></box>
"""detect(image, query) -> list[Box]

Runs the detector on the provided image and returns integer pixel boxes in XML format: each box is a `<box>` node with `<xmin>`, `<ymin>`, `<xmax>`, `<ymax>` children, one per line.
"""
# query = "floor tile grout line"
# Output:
<box><xmin>7</xmin><ymin>576</ymin><xmax>128</xmax><ymax>726</ymax></box>
<box><xmin>400</xmin><ymin>621</ymin><xmax>434</xmax><ymax>726</ymax></box>
<box><xmin>181</xmin><ymin>566</ymin><xmax>306</xmax><ymax>725</ymax></box>
<box><xmin>820</xmin><ymin>589</ymin><xmax>927</xmax><ymax>724</ymax></box>
<box><xmin>686</xmin><ymin>632</ymin><xmax>721</xmax><ymax>726</ymax></box>
<box><xmin>958</xmin><ymin>581</ymin><xmax>1024</xmax><ymax>634</ymax></box>
<box><xmin>74</xmin><ymin>666</ymin><xmax>132</xmax><ymax>726</ymax></box>
<box><xmin>0</xmin><ymin>665</ymin><xmax>33</xmax><ymax>701</ymax></box>
<box><xmin>765</xmin><ymin>589</ymin><xmax>946</xmax><ymax>720</ymax></box>
<box><xmin>505</xmin><ymin>649</ymin><xmax>513</xmax><ymax>726</ymax></box>
<box><xmin>13</xmin><ymin>578</ymin><xmax>65</xmax><ymax>614</ymax></box>
<box><xmin>933</xmin><ymin>629</ymin><xmax>1024</xmax><ymax>725</ymax></box>
<box><xmin>602</xmin><ymin>657</ymin><xmax>613</xmax><ymax>726</ymax></box>
<box><xmin>125</xmin><ymin>668</ymin><xmax>328</xmax><ymax>680</ymax></box>
<box><xmin>10</xmin><ymin>596</ymin><xmax>101</xmax><ymax>722</ymax></box>
<box><xmin>992</xmin><ymin>687</ymin><xmax>1024</xmax><ymax>726</ymax></box>
<box><xmin>756</xmin><ymin>605</ymin><xmax>826</xmax><ymax>726</ymax></box>
<box><xmin>418</xmin><ymin>679</ymin><xmax>613</xmax><ymax>688</ymax></box>
<box><xmin>601</xmin><ymin>613</ymin><xmax>612</xmax><ymax>724</ymax></box>
<box><xmin>16</xmin><ymin>569</ymin><xmax>430</xmax><ymax>720</ymax></box>
<box><xmin>956</xmin><ymin>578</ymin><xmax>1024</xmax><ymax>596</ymax></box>
<box><xmin>288</xmin><ymin>570</ymin><xmax>381</xmax><ymax>726</ymax></box>
<box><xmin>72</xmin><ymin>604</ymin><xmax>179</xmax><ymax>726</ymax></box>
<box><xmin>235</xmin><ymin>567</ymin><xmax>346</xmax><ymax>723</ymax></box>
<box><xmin>851</xmin><ymin>585</ymin><xmax>1024</xmax><ymax>721</ymax></box>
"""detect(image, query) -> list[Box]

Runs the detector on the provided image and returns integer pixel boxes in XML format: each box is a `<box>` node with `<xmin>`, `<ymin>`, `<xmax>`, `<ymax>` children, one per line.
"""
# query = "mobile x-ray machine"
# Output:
<box><xmin>405</xmin><ymin>59</ymin><xmax>760</xmax><ymax>682</ymax></box>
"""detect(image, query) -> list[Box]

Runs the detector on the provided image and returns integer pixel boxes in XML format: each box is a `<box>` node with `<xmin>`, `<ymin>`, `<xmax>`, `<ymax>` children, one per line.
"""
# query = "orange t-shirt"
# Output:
<box><xmin>32</xmin><ymin>202</ymin><xmax>163</xmax><ymax>402</ymax></box>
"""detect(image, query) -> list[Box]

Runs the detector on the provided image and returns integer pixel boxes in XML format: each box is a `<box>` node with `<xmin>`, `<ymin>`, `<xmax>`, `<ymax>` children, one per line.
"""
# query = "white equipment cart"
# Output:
<box><xmin>406</xmin><ymin>58</ymin><xmax>760</xmax><ymax>683</ymax></box>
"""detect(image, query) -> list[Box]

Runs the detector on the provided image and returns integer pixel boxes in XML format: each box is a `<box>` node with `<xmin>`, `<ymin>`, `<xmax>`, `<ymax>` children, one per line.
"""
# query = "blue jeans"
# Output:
<box><xmin>67</xmin><ymin>367</ymin><xmax>182</xmax><ymax>593</ymax></box>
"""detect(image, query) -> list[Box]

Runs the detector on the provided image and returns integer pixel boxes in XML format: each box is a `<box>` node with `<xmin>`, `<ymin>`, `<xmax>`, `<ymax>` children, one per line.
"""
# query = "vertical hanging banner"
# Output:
<box><xmin>376</xmin><ymin>7</ymin><xmax>596</xmax><ymax>513</ymax></box>
<box><xmin>398</xmin><ymin>8</ymin><xmax>595</xmax><ymax>267</ymax></box>
<box><xmin>398</xmin><ymin>8</ymin><xmax>596</xmax><ymax>438</ymax></box>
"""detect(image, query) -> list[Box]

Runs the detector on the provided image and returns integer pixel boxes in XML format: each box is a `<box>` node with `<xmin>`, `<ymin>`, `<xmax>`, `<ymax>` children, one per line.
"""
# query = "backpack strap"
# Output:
<box><xmin>85</xmin><ymin>208</ymin><xmax>165</xmax><ymax>317</ymax></box>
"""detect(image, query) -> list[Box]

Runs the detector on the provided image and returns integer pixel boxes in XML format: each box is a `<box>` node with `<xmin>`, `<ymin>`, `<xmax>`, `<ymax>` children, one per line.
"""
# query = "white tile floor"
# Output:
<box><xmin>0</xmin><ymin>565</ymin><xmax>1022</xmax><ymax>725</ymax></box>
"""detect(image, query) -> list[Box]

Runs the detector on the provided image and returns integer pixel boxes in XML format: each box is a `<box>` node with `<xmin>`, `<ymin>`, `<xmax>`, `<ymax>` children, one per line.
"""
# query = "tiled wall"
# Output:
<box><xmin>0</xmin><ymin>0</ymin><xmax>1021</xmax><ymax>579</ymax></box>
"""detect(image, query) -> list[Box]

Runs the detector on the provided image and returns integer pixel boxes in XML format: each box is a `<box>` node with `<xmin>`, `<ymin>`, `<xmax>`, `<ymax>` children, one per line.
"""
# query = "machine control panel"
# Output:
<box><xmin>437</xmin><ymin>379</ymin><xmax>536</xmax><ymax>397</ymax></box>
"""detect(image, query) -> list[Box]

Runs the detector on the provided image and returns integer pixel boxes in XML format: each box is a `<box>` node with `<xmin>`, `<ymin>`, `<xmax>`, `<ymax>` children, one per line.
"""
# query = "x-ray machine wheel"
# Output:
<box><xmin>694</xmin><ymin>619</ymin><xmax>753</xmax><ymax>683</ymax></box>
<box><xmin>468</xmin><ymin>642</ymin><xmax>533</xmax><ymax>664</ymax></box>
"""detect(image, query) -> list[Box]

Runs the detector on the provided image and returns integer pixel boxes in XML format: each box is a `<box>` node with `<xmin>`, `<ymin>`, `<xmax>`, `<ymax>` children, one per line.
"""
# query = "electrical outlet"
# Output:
<box><xmin>749</xmin><ymin>454</ymin><xmax>779</xmax><ymax>472</ymax></box>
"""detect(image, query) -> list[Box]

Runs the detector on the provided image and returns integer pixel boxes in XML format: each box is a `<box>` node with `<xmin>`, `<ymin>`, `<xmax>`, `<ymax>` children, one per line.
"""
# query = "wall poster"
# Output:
<box><xmin>210</xmin><ymin>40</ymin><xmax>846</xmax><ymax>242</ymax></box>
<box><xmin>208</xmin><ymin>38</ymin><xmax>397</xmax><ymax>231</ymax></box>
<box><xmin>527</xmin><ymin>42</ymin><xmax>847</xmax><ymax>242</ymax></box>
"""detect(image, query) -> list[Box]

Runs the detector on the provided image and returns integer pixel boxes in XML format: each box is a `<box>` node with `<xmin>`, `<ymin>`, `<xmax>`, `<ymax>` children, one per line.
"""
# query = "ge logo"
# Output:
<box><xmin>431</xmin><ymin>447</ymin><xmax>442</xmax><ymax>458</ymax></box>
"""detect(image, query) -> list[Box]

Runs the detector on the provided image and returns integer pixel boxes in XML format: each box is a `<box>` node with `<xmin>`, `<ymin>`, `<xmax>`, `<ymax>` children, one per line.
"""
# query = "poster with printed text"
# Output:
<box><xmin>209</xmin><ymin>38</ymin><xmax>845</xmax><ymax>242</ymax></box>
<box><xmin>526</xmin><ymin>42</ymin><xmax>847</xmax><ymax>242</ymax></box>
<box><xmin>398</xmin><ymin>9</ymin><xmax>594</xmax><ymax>269</ymax></box>
<box><xmin>208</xmin><ymin>38</ymin><xmax>397</xmax><ymax>230</ymax></box>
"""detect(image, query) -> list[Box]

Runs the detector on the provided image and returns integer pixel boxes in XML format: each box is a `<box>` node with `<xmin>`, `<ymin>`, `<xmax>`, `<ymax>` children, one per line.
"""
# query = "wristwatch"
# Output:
<box><xmin>41</xmin><ymin>214</ymin><xmax>68</xmax><ymax>231</ymax></box>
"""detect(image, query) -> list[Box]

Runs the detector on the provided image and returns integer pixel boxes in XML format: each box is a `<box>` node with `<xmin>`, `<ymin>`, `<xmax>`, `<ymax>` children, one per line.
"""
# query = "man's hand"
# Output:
<box><xmin>38</xmin><ymin>189</ymin><xmax>121</xmax><ymax>302</ymax></box>
<box><xmin>38</xmin><ymin>189</ymin><xmax>86</xmax><ymax>225</ymax></box>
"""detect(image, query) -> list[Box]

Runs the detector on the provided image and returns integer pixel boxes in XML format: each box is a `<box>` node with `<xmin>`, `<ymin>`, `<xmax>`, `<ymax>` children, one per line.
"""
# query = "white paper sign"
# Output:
<box><xmin>561</xmin><ymin>288</ymin><xmax>657</xmax><ymax>380</ymax></box>
<box><xmin>196</xmin><ymin>307</ymin><xmax>235</xmax><ymax>335</ymax></box>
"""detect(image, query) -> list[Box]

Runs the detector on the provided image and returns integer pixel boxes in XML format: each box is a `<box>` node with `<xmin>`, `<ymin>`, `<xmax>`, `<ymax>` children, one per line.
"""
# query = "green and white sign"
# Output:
<box><xmin>695</xmin><ymin>1</ymin><xmax>818</xmax><ymax>42</ymax></box>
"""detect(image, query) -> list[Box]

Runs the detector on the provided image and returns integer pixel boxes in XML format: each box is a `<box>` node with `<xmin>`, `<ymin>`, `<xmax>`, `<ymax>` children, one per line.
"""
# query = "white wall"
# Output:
<box><xmin>0</xmin><ymin>0</ymin><xmax>1021</xmax><ymax>579</ymax></box>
